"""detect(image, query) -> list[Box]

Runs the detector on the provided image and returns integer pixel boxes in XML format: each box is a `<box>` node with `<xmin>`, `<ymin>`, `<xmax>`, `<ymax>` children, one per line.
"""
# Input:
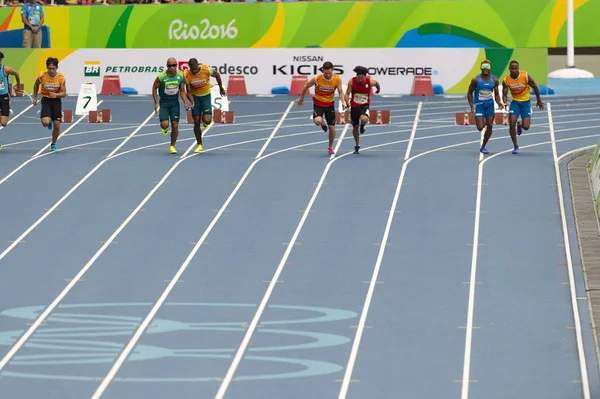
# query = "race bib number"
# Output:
<box><xmin>478</xmin><ymin>90</ymin><xmax>492</xmax><ymax>101</ymax></box>
<box><xmin>165</xmin><ymin>86</ymin><xmax>179</xmax><ymax>96</ymax></box>
<box><xmin>0</xmin><ymin>81</ymin><xmax>4</xmax><ymax>91</ymax></box>
<box><xmin>354</xmin><ymin>93</ymin><xmax>368</xmax><ymax>104</ymax></box>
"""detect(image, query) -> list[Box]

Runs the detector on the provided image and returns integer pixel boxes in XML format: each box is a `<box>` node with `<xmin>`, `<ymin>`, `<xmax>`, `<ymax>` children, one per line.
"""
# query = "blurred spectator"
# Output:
<box><xmin>0</xmin><ymin>0</ymin><xmax>351</xmax><ymax>6</ymax></box>
<box><xmin>21</xmin><ymin>0</ymin><xmax>44</xmax><ymax>48</ymax></box>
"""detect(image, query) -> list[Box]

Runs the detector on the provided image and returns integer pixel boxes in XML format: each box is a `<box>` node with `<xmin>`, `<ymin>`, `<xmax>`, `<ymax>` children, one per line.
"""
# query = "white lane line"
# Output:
<box><xmin>31</xmin><ymin>101</ymin><xmax>104</xmax><ymax>158</ymax></box>
<box><xmin>459</xmin><ymin>109</ymin><xmax>593</xmax><ymax>399</ymax></box>
<box><xmin>340</xmin><ymin>132</ymin><xmax>600</xmax><ymax>399</ymax></box>
<box><xmin>217</xmin><ymin>102</ymin><xmax>419</xmax><ymax>399</ymax></box>
<box><xmin>339</xmin><ymin>107</ymin><xmax>426</xmax><ymax>399</ymax></box>
<box><xmin>256</xmin><ymin>101</ymin><xmax>294</xmax><ymax>159</ymax></box>
<box><xmin>1</xmin><ymin>104</ymin><xmax>34</xmax><ymax>129</ymax></box>
<box><xmin>405</xmin><ymin>102</ymin><xmax>422</xmax><ymax>160</ymax></box>
<box><xmin>1</xmin><ymin>125</ymin><xmax>142</xmax><ymax>148</ymax></box>
<box><xmin>215</xmin><ymin>123</ymin><xmax>351</xmax><ymax>399</ymax></box>
<box><xmin>0</xmin><ymin>110</ymin><xmax>156</xmax><ymax>264</ymax></box>
<box><xmin>548</xmin><ymin>103</ymin><xmax>591</xmax><ymax>399</ymax></box>
<box><xmin>331</xmin><ymin>123</ymin><xmax>350</xmax><ymax>160</ymax></box>
<box><xmin>89</xmin><ymin>107</ymin><xmax>298</xmax><ymax>399</ymax></box>
<box><xmin>0</xmin><ymin>101</ymin><xmax>104</xmax><ymax>185</ymax></box>
<box><xmin>461</xmin><ymin>139</ymin><xmax>485</xmax><ymax>398</ymax></box>
<box><xmin>0</xmin><ymin>111</ymin><xmax>157</xmax><ymax>375</ymax></box>
<box><xmin>0</xmin><ymin>107</ymin><xmax>596</xmax><ymax>390</ymax></box>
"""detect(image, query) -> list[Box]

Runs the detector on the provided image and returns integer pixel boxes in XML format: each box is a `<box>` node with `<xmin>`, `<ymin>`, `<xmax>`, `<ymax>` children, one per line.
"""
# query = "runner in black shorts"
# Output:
<box><xmin>33</xmin><ymin>57</ymin><xmax>66</xmax><ymax>151</ymax></box>
<box><xmin>41</xmin><ymin>98</ymin><xmax>62</xmax><ymax>123</ymax></box>
<box><xmin>0</xmin><ymin>50</ymin><xmax>22</xmax><ymax>150</ymax></box>
<box><xmin>295</xmin><ymin>61</ymin><xmax>346</xmax><ymax>155</ymax></box>
<box><xmin>344</xmin><ymin>66</ymin><xmax>380</xmax><ymax>154</ymax></box>
<box><xmin>312</xmin><ymin>103</ymin><xmax>336</xmax><ymax>127</ymax></box>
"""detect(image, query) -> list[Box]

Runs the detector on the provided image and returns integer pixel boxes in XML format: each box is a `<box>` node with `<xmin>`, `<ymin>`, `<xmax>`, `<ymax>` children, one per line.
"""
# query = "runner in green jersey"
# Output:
<box><xmin>152</xmin><ymin>57</ymin><xmax>189</xmax><ymax>154</ymax></box>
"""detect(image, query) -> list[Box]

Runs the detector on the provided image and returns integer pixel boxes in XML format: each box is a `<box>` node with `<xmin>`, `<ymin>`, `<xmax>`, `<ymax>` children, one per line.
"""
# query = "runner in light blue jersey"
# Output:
<box><xmin>0</xmin><ymin>50</ymin><xmax>22</xmax><ymax>150</ymax></box>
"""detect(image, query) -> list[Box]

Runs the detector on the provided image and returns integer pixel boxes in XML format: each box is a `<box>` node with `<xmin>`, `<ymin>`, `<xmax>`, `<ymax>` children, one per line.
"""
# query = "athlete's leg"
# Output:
<box><xmin>197</xmin><ymin>95</ymin><xmax>212</xmax><ymax>153</ymax></box>
<box><xmin>359</xmin><ymin>106</ymin><xmax>369</xmax><ymax>134</ymax></box>
<box><xmin>475</xmin><ymin>104</ymin><xmax>490</xmax><ymax>153</ymax></box>
<box><xmin>40</xmin><ymin>101</ymin><xmax>52</xmax><ymax>129</ymax></box>
<box><xmin>192</xmin><ymin>95</ymin><xmax>203</xmax><ymax>146</ymax></box>
<box><xmin>0</xmin><ymin>97</ymin><xmax>8</xmax><ymax>149</ymax></box>
<box><xmin>519</xmin><ymin>101</ymin><xmax>532</xmax><ymax>131</ymax></box>
<box><xmin>46</xmin><ymin>101</ymin><xmax>61</xmax><ymax>150</ymax></box>
<box><xmin>0</xmin><ymin>100</ymin><xmax>10</xmax><ymax>127</ymax></box>
<box><xmin>313</xmin><ymin>105</ymin><xmax>327</xmax><ymax>132</ymax></box>
<box><xmin>159</xmin><ymin>102</ymin><xmax>170</xmax><ymax>135</ymax></box>
<box><xmin>475</xmin><ymin>104</ymin><xmax>487</xmax><ymax>132</ymax></box>
<box><xmin>51</xmin><ymin>119</ymin><xmax>60</xmax><ymax>147</ymax></box>
<box><xmin>170</xmin><ymin>120</ymin><xmax>179</xmax><ymax>148</ymax></box>
<box><xmin>40</xmin><ymin>100</ymin><xmax>55</xmax><ymax>149</ymax></box>
<box><xmin>508</xmin><ymin>101</ymin><xmax>520</xmax><ymax>149</ymax></box>
<box><xmin>326</xmin><ymin>107</ymin><xmax>336</xmax><ymax>153</ymax></box>
<box><xmin>359</xmin><ymin>115</ymin><xmax>368</xmax><ymax>131</ymax></box>
<box><xmin>351</xmin><ymin>107</ymin><xmax>360</xmax><ymax>152</ymax></box>
<box><xmin>201</xmin><ymin>94</ymin><xmax>213</xmax><ymax>129</ymax></box>
<box><xmin>481</xmin><ymin>105</ymin><xmax>495</xmax><ymax>149</ymax></box>
<box><xmin>170</xmin><ymin>104</ymin><xmax>181</xmax><ymax>148</ymax></box>
<box><xmin>0</xmin><ymin>96</ymin><xmax>10</xmax><ymax>127</ymax></box>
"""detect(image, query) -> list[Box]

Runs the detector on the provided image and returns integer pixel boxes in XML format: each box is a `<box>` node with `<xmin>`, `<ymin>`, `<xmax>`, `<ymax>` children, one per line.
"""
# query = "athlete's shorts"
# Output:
<box><xmin>351</xmin><ymin>105</ymin><xmax>369</xmax><ymax>126</ymax></box>
<box><xmin>475</xmin><ymin>103</ymin><xmax>495</xmax><ymax>119</ymax></box>
<box><xmin>0</xmin><ymin>94</ymin><xmax>9</xmax><ymax>117</ymax></box>
<box><xmin>41</xmin><ymin>97</ymin><xmax>62</xmax><ymax>121</ymax></box>
<box><xmin>159</xmin><ymin>101</ymin><xmax>180</xmax><ymax>122</ymax></box>
<box><xmin>313</xmin><ymin>104</ymin><xmax>336</xmax><ymax>126</ymax></box>
<box><xmin>192</xmin><ymin>93</ymin><xmax>212</xmax><ymax>117</ymax></box>
<box><xmin>509</xmin><ymin>100</ymin><xmax>531</xmax><ymax>119</ymax></box>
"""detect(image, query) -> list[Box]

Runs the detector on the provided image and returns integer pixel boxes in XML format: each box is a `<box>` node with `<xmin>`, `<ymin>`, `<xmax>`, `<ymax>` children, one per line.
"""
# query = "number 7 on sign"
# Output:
<box><xmin>75</xmin><ymin>83</ymin><xmax>98</xmax><ymax>116</ymax></box>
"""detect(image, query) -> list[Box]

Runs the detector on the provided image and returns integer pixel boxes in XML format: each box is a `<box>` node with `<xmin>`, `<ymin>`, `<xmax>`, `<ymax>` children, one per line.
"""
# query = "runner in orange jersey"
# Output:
<box><xmin>296</xmin><ymin>61</ymin><xmax>347</xmax><ymax>155</ymax></box>
<box><xmin>32</xmin><ymin>57</ymin><xmax>66</xmax><ymax>152</ymax></box>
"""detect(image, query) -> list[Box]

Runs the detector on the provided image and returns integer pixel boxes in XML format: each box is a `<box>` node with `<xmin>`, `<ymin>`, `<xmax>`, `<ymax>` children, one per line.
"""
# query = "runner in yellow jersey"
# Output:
<box><xmin>502</xmin><ymin>60</ymin><xmax>544</xmax><ymax>154</ymax></box>
<box><xmin>296</xmin><ymin>61</ymin><xmax>346</xmax><ymax>155</ymax></box>
<box><xmin>184</xmin><ymin>58</ymin><xmax>226</xmax><ymax>154</ymax></box>
<box><xmin>32</xmin><ymin>57</ymin><xmax>66</xmax><ymax>152</ymax></box>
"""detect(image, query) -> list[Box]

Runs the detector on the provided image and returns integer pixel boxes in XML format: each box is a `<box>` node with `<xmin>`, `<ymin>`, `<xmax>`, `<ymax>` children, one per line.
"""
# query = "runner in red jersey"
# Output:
<box><xmin>344</xmin><ymin>66</ymin><xmax>380</xmax><ymax>154</ymax></box>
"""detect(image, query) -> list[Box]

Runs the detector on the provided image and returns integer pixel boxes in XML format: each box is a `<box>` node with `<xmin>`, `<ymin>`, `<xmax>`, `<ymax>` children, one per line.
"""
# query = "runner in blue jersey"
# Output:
<box><xmin>467</xmin><ymin>59</ymin><xmax>503</xmax><ymax>155</ymax></box>
<box><xmin>0</xmin><ymin>51</ymin><xmax>23</xmax><ymax>150</ymax></box>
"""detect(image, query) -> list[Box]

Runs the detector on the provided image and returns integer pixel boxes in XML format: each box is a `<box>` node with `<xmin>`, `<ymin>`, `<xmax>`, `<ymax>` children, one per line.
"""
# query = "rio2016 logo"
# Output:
<box><xmin>169</xmin><ymin>19</ymin><xmax>238</xmax><ymax>40</ymax></box>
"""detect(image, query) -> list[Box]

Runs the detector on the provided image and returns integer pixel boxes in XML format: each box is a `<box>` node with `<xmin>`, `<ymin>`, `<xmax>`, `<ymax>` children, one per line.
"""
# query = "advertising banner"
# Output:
<box><xmin>0</xmin><ymin>1</ymin><xmax>598</xmax><ymax>49</ymax></box>
<box><xmin>0</xmin><ymin>48</ymin><xmax>547</xmax><ymax>96</ymax></box>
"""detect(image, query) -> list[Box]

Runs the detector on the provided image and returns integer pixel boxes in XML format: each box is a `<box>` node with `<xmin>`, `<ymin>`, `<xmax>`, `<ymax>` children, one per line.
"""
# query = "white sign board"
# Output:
<box><xmin>59</xmin><ymin>48</ymin><xmax>481</xmax><ymax>96</ymax></box>
<box><xmin>75</xmin><ymin>82</ymin><xmax>98</xmax><ymax>115</ymax></box>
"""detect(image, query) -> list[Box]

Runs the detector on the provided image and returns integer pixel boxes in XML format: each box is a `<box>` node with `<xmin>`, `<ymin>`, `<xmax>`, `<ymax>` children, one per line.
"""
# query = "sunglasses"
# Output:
<box><xmin>167</xmin><ymin>64</ymin><xmax>177</xmax><ymax>67</ymax></box>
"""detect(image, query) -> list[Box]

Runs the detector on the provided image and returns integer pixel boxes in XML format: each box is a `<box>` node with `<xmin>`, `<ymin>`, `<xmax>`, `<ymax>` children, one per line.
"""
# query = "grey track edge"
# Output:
<box><xmin>568</xmin><ymin>151</ymin><xmax>600</xmax><ymax>379</ymax></box>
